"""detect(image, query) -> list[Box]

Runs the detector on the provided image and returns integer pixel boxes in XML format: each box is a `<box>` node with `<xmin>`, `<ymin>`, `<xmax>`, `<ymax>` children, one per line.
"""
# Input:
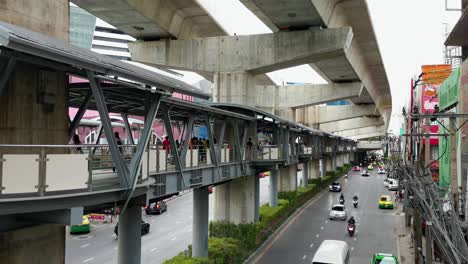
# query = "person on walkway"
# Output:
<box><xmin>112</xmin><ymin>132</ymin><xmax>124</xmax><ymax>172</ymax></box>
<box><xmin>162</xmin><ymin>136</ymin><xmax>170</xmax><ymax>151</ymax></box>
<box><xmin>72</xmin><ymin>134</ymin><xmax>83</xmax><ymax>154</ymax></box>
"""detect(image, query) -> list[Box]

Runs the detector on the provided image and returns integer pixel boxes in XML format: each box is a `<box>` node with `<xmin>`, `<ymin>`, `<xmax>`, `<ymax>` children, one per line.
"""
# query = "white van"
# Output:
<box><xmin>312</xmin><ymin>240</ymin><xmax>350</xmax><ymax>264</ymax></box>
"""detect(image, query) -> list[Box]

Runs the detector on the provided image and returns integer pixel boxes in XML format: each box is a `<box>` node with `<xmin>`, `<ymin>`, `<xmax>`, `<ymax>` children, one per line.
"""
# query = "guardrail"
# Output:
<box><xmin>0</xmin><ymin>142</ymin><xmax>315</xmax><ymax>198</ymax></box>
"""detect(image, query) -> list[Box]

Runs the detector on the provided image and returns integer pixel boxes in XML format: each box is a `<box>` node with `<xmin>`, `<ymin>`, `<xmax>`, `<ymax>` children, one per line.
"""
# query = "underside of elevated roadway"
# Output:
<box><xmin>239</xmin><ymin>0</ymin><xmax>393</xmax><ymax>130</ymax></box>
<box><xmin>74</xmin><ymin>0</ymin><xmax>393</xmax><ymax>141</ymax></box>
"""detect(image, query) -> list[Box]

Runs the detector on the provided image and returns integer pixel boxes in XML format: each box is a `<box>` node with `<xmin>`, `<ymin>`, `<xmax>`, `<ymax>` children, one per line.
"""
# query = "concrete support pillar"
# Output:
<box><xmin>254</xmin><ymin>175</ymin><xmax>260</xmax><ymax>222</ymax></box>
<box><xmin>351</xmin><ymin>152</ymin><xmax>355</xmax><ymax>164</ymax></box>
<box><xmin>213</xmin><ymin>71</ymin><xmax>257</xmax><ymax>105</ymax></box>
<box><xmin>193</xmin><ymin>187</ymin><xmax>209</xmax><ymax>257</ymax></box>
<box><xmin>269</xmin><ymin>169</ymin><xmax>279</xmax><ymax>207</ymax></box>
<box><xmin>279</xmin><ymin>165</ymin><xmax>297</xmax><ymax>192</ymax></box>
<box><xmin>332</xmin><ymin>155</ymin><xmax>337</xmax><ymax>171</ymax></box>
<box><xmin>320</xmin><ymin>159</ymin><xmax>326</xmax><ymax>177</ymax></box>
<box><xmin>0</xmin><ymin>224</ymin><xmax>65</xmax><ymax>264</ymax></box>
<box><xmin>309</xmin><ymin>160</ymin><xmax>320</xmax><ymax>179</ymax></box>
<box><xmin>118</xmin><ymin>201</ymin><xmax>142</xmax><ymax>264</ymax></box>
<box><xmin>302</xmin><ymin>162</ymin><xmax>309</xmax><ymax>188</ymax></box>
<box><xmin>326</xmin><ymin>157</ymin><xmax>334</xmax><ymax>174</ymax></box>
<box><xmin>0</xmin><ymin>0</ymin><xmax>69</xmax><ymax>150</ymax></box>
<box><xmin>214</xmin><ymin>176</ymin><xmax>256</xmax><ymax>224</ymax></box>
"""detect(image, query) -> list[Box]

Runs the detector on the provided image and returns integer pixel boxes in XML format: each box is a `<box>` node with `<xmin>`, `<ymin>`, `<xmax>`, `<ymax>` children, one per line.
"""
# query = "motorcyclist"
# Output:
<box><xmin>348</xmin><ymin>216</ymin><xmax>356</xmax><ymax>225</ymax></box>
<box><xmin>353</xmin><ymin>194</ymin><xmax>358</xmax><ymax>201</ymax></box>
<box><xmin>340</xmin><ymin>193</ymin><xmax>344</xmax><ymax>200</ymax></box>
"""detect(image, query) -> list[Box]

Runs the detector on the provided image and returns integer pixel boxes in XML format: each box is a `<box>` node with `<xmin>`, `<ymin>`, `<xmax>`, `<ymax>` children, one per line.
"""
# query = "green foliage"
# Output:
<box><xmin>163</xmin><ymin>253</ymin><xmax>211</xmax><ymax>264</ymax></box>
<box><xmin>278</xmin><ymin>191</ymin><xmax>297</xmax><ymax>203</ymax></box>
<box><xmin>258</xmin><ymin>199</ymin><xmax>289</xmax><ymax>225</ymax></box>
<box><xmin>163</xmin><ymin>237</ymin><xmax>247</xmax><ymax>264</ymax></box>
<box><xmin>308</xmin><ymin>178</ymin><xmax>322</xmax><ymax>185</ymax></box>
<box><xmin>209</xmin><ymin>237</ymin><xmax>248</xmax><ymax>263</ymax></box>
<box><xmin>209</xmin><ymin>221</ymin><xmax>256</xmax><ymax>250</ymax></box>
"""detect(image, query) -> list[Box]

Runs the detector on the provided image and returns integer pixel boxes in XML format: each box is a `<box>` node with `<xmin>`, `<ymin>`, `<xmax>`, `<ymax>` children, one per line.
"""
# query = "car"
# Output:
<box><xmin>361</xmin><ymin>170</ymin><xmax>370</xmax><ymax>177</ymax></box>
<box><xmin>378</xmin><ymin>195</ymin><xmax>394</xmax><ymax>209</ymax></box>
<box><xmin>371</xmin><ymin>253</ymin><xmax>399</xmax><ymax>264</ymax></box>
<box><xmin>329</xmin><ymin>204</ymin><xmax>347</xmax><ymax>220</ymax></box>
<box><xmin>388</xmin><ymin>180</ymin><xmax>399</xmax><ymax>191</ymax></box>
<box><xmin>70</xmin><ymin>215</ymin><xmax>90</xmax><ymax>234</ymax></box>
<box><xmin>329</xmin><ymin>182</ymin><xmax>342</xmax><ymax>192</ymax></box>
<box><xmin>145</xmin><ymin>201</ymin><xmax>167</xmax><ymax>215</ymax></box>
<box><xmin>353</xmin><ymin>166</ymin><xmax>360</xmax><ymax>171</ymax></box>
<box><xmin>368</xmin><ymin>164</ymin><xmax>374</xmax><ymax>170</ymax></box>
<box><xmin>114</xmin><ymin>220</ymin><xmax>150</xmax><ymax>236</ymax></box>
<box><xmin>377</xmin><ymin>168</ymin><xmax>386</xmax><ymax>174</ymax></box>
<box><xmin>384</xmin><ymin>178</ymin><xmax>390</xmax><ymax>187</ymax></box>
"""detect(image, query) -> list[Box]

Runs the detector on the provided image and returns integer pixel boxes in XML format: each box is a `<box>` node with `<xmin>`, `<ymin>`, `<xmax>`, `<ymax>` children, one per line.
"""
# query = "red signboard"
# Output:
<box><xmin>421</xmin><ymin>84</ymin><xmax>439</xmax><ymax>145</ymax></box>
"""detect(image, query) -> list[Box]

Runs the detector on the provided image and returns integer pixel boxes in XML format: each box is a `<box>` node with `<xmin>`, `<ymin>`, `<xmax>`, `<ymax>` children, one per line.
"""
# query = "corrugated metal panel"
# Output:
<box><xmin>0</xmin><ymin>21</ymin><xmax>209</xmax><ymax>99</ymax></box>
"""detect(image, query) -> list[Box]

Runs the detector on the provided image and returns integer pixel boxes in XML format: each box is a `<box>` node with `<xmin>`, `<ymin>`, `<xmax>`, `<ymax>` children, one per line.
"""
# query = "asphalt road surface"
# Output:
<box><xmin>252</xmin><ymin>168</ymin><xmax>399</xmax><ymax>264</ymax></box>
<box><xmin>66</xmin><ymin>176</ymin><xmax>273</xmax><ymax>264</ymax></box>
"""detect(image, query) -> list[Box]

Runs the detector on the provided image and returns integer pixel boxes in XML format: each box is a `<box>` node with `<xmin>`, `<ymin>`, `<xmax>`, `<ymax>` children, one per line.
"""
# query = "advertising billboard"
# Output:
<box><xmin>421</xmin><ymin>84</ymin><xmax>439</xmax><ymax>145</ymax></box>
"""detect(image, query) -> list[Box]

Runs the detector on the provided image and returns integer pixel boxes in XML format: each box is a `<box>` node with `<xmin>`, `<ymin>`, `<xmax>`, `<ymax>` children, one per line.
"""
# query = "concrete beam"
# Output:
<box><xmin>311</xmin><ymin>0</ymin><xmax>393</xmax><ymax>128</ymax></box>
<box><xmin>73</xmin><ymin>0</ymin><xmax>225</xmax><ymax>40</ymax></box>
<box><xmin>128</xmin><ymin>27</ymin><xmax>353</xmax><ymax>74</ymax></box>
<box><xmin>335</xmin><ymin>125</ymin><xmax>386</xmax><ymax>138</ymax></box>
<box><xmin>255</xmin><ymin>82</ymin><xmax>363</xmax><ymax>108</ymax></box>
<box><xmin>320</xmin><ymin>117</ymin><xmax>384</xmax><ymax>132</ymax></box>
<box><xmin>315</xmin><ymin>104</ymin><xmax>377</xmax><ymax>124</ymax></box>
<box><xmin>350</xmin><ymin>131</ymin><xmax>386</xmax><ymax>140</ymax></box>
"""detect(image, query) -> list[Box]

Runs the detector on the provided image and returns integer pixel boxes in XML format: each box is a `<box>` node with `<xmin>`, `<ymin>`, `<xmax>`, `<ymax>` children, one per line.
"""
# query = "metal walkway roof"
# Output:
<box><xmin>0</xmin><ymin>21</ymin><xmax>209</xmax><ymax>99</ymax></box>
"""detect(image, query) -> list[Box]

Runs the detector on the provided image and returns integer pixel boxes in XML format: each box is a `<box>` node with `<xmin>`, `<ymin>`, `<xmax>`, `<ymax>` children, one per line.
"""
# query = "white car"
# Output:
<box><xmin>329</xmin><ymin>204</ymin><xmax>347</xmax><ymax>220</ymax></box>
<box><xmin>384</xmin><ymin>178</ymin><xmax>389</xmax><ymax>187</ymax></box>
<box><xmin>377</xmin><ymin>168</ymin><xmax>386</xmax><ymax>174</ymax></box>
<box><xmin>388</xmin><ymin>180</ymin><xmax>399</xmax><ymax>191</ymax></box>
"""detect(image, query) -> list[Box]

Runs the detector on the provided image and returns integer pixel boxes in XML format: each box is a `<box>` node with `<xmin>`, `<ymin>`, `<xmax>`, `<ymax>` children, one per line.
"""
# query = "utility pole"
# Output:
<box><xmin>424</xmin><ymin>117</ymin><xmax>433</xmax><ymax>264</ymax></box>
<box><xmin>450</xmin><ymin>117</ymin><xmax>458</xmax><ymax>215</ymax></box>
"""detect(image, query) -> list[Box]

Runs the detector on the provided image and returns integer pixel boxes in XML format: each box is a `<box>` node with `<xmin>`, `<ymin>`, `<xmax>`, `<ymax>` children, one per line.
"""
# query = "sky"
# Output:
<box><xmin>194</xmin><ymin>0</ymin><xmax>462</xmax><ymax>133</ymax></box>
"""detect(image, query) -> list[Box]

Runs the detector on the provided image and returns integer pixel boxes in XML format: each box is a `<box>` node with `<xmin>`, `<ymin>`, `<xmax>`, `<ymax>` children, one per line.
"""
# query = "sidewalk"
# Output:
<box><xmin>395</xmin><ymin>204</ymin><xmax>415</xmax><ymax>264</ymax></box>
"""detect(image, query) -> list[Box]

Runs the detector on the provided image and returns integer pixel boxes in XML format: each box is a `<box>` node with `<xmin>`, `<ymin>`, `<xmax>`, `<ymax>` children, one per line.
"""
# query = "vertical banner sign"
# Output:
<box><xmin>421</xmin><ymin>84</ymin><xmax>439</xmax><ymax>145</ymax></box>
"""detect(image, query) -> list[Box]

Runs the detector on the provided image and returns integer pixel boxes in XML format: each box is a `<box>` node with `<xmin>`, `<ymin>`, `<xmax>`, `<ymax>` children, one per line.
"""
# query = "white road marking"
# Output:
<box><xmin>309</xmin><ymin>243</ymin><xmax>314</xmax><ymax>248</ymax></box>
<box><xmin>325</xmin><ymin>220</ymin><xmax>328</xmax><ymax>224</ymax></box>
<box><xmin>83</xmin><ymin>258</ymin><xmax>95</xmax><ymax>263</ymax></box>
<box><xmin>114</xmin><ymin>247</ymin><xmax>117</xmax><ymax>250</ymax></box>
<box><xmin>320</xmin><ymin>226</ymin><xmax>324</xmax><ymax>230</ymax></box>
<box><xmin>171</xmin><ymin>237</ymin><xmax>177</xmax><ymax>241</ymax></box>
<box><xmin>315</xmin><ymin>234</ymin><xmax>319</xmax><ymax>238</ymax></box>
<box><xmin>302</xmin><ymin>255</ymin><xmax>307</xmax><ymax>260</ymax></box>
<box><xmin>351</xmin><ymin>247</ymin><xmax>354</xmax><ymax>251</ymax></box>
<box><xmin>81</xmin><ymin>243</ymin><xmax>90</xmax><ymax>248</ymax></box>
<box><xmin>353</xmin><ymin>238</ymin><xmax>357</xmax><ymax>241</ymax></box>
<box><xmin>151</xmin><ymin>247</ymin><xmax>158</xmax><ymax>252</ymax></box>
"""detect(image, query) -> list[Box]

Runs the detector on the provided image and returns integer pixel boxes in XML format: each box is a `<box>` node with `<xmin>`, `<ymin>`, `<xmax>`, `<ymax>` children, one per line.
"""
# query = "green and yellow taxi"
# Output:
<box><xmin>371</xmin><ymin>253</ymin><xmax>399</xmax><ymax>264</ymax></box>
<box><xmin>70</xmin><ymin>215</ymin><xmax>90</xmax><ymax>234</ymax></box>
<box><xmin>378</xmin><ymin>195</ymin><xmax>394</xmax><ymax>209</ymax></box>
<box><xmin>368</xmin><ymin>164</ymin><xmax>374</xmax><ymax>170</ymax></box>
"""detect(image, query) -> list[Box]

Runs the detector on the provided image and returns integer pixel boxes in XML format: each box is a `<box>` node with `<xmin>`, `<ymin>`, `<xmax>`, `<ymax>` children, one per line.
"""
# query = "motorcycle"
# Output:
<box><xmin>339</xmin><ymin>197</ymin><xmax>345</xmax><ymax>204</ymax></box>
<box><xmin>345</xmin><ymin>173</ymin><xmax>348</xmax><ymax>179</ymax></box>
<box><xmin>347</xmin><ymin>223</ymin><xmax>356</xmax><ymax>237</ymax></box>
<box><xmin>353</xmin><ymin>199</ymin><xmax>358</xmax><ymax>208</ymax></box>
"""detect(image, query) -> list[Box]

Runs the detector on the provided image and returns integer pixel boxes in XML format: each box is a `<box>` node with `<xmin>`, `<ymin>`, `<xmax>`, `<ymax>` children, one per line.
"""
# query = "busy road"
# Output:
<box><xmin>252</xmin><ymin>168</ymin><xmax>402</xmax><ymax>264</ymax></box>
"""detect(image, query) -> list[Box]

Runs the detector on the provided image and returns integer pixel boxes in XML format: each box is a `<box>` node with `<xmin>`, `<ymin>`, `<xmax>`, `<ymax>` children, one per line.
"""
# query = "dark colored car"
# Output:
<box><xmin>329</xmin><ymin>182</ymin><xmax>342</xmax><ymax>192</ymax></box>
<box><xmin>145</xmin><ymin>201</ymin><xmax>167</xmax><ymax>215</ymax></box>
<box><xmin>114</xmin><ymin>220</ymin><xmax>150</xmax><ymax>236</ymax></box>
